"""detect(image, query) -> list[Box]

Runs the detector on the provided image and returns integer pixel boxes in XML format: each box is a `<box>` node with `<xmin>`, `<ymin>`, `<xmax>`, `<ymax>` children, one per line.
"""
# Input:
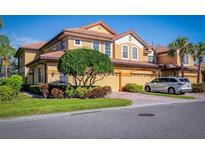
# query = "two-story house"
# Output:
<box><xmin>15</xmin><ymin>21</ymin><xmax>205</xmax><ymax>91</ymax></box>
<box><xmin>155</xmin><ymin>46</ymin><xmax>205</xmax><ymax>83</ymax></box>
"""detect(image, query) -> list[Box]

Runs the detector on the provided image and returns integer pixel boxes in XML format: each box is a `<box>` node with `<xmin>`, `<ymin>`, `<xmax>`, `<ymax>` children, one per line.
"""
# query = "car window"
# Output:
<box><xmin>151</xmin><ymin>79</ymin><xmax>158</xmax><ymax>83</ymax></box>
<box><xmin>170</xmin><ymin>78</ymin><xmax>178</xmax><ymax>82</ymax></box>
<box><xmin>158</xmin><ymin>78</ymin><xmax>169</xmax><ymax>82</ymax></box>
<box><xmin>179</xmin><ymin>78</ymin><xmax>190</xmax><ymax>82</ymax></box>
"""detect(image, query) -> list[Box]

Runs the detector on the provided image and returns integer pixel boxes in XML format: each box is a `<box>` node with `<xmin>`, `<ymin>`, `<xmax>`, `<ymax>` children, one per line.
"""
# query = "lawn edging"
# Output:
<box><xmin>0</xmin><ymin>93</ymin><xmax>132</xmax><ymax>118</ymax></box>
<box><xmin>140</xmin><ymin>92</ymin><xmax>195</xmax><ymax>99</ymax></box>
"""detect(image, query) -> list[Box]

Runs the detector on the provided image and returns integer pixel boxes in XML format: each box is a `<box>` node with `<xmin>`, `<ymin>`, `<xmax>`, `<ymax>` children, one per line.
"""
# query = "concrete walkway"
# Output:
<box><xmin>109</xmin><ymin>92</ymin><xmax>205</xmax><ymax>107</ymax></box>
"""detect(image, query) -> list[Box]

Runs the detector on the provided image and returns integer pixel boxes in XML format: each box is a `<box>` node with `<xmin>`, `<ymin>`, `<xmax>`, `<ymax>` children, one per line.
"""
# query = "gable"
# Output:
<box><xmin>115</xmin><ymin>34</ymin><xmax>144</xmax><ymax>48</ymax></box>
<box><xmin>87</xmin><ymin>24</ymin><xmax>113</xmax><ymax>34</ymax></box>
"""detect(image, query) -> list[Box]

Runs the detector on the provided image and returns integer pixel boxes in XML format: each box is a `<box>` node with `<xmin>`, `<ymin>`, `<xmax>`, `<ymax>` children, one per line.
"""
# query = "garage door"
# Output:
<box><xmin>95</xmin><ymin>73</ymin><xmax>120</xmax><ymax>91</ymax></box>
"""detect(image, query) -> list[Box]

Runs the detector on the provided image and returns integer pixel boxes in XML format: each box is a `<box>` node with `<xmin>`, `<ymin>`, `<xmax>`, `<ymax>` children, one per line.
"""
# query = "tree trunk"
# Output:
<box><xmin>180</xmin><ymin>56</ymin><xmax>184</xmax><ymax>77</ymax></box>
<box><xmin>197</xmin><ymin>59</ymin><xmax>202</xmax><ymax>83</ymax></box>
<box><xmin>5</xmin><ymin>65</ymin><xmax>8</xmax><ymax>77</ymax></box>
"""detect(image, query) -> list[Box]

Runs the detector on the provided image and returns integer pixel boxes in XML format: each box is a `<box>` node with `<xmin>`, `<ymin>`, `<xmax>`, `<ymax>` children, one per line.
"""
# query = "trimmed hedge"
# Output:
<box><xmin>124</xmin><ymin>83</ymin><xmax>143</xmax><ymax>93</ymax></box>
<box><xmin>0</xmin><ymin>75</ymin><xmax>23</xmax><ymax>96</ymax></box>
<box><xmin>192</xmin><ymin>83</ymin><xmax>205</xmax><ymax>93</ymax></box>
<box><xmin>0</xmin><ymin>86</ymin><xmax>13</xmax><ymax>102</ymax></box>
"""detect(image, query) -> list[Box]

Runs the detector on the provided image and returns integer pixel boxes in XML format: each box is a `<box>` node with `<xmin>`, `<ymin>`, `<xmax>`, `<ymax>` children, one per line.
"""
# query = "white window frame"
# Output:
<box><xmin>131</xmin><ymin>46</ymin><xmax>138</xmax><ymax>60</ymax></box>
<box><xmin>104</xmin><ymin>42</ymin><xmax>112</xmax><ymax>58</ymax></box>
<box><xmin>183</xmin><ymin>54</ymin><xmax>189</xmax><ymax>65</ymax></box>
<box><xmin>92</xmin><ymin>41</ymin><xmax>100</xmax><ymax>51</ymax></box>
<box><xmin>121</xmin><ymin>45</ymin><xmax>129</xmax><ymax>60</ymax></box>
<box><xmin>74</xmin><ymin>39</ymin><xmax>81</xmax><ymax>46</ymax></box>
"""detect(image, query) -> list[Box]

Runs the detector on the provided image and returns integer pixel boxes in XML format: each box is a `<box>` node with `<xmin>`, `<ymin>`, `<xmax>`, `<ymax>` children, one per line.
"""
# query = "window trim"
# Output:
<box><xmin>92</xmin><ymin>41</ymin><xmax>100</xmax><ymax>51</ymax></box>
<box><xmin>74</xmin><ymin>39</ymin><xmax>81</xmax><ymax>46</ymax></box>
<box><xmin>121</xmin><ymin>45</ymin><xmax>129</xmax><ymax>60</ymax></box>
<box><xmin>104</xmin><ymin>42</ymin><xmax>112</xmax><ymax>58</ymax></box>
<box><xmin>183</xmin><ymin>54</ymin><xmax>189</xmax><ymax>65</ymax></box>
<box><xmin>131</xmin><ymin>46</ymin><xmax>138</xmax><ymax>60</ymax></box>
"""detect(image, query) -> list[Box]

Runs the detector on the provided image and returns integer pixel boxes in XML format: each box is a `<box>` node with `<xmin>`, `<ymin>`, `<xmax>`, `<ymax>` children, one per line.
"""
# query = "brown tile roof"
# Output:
<box><xmin>20</xmin><ymin>42</ymin><xmax>47</xmax><ymax>50</ymax></box>
<box><xmin>111</xmin><ymin>59</ymin><xmax>159</xmax><ymax>69</ymax></box>
<box><xmin>64</xmin><ymin>28</ymin><xmax>116</xmax><ymax>41</ymax></box>
<box><xmin>40</xmin><ymin>50</ymin><xmax>64</xmax><ymax>60</ymax></box>
<box><xmin>155</xmin><ymin>46</ymin><xmax>169</xmax><ymax>54</ymax></box>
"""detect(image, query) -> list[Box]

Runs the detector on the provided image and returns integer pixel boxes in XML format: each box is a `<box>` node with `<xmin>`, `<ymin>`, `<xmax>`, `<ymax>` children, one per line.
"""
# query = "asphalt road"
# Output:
<box><xmin>1</xmin><ymin>101</ymin><xmax>205</xmax><ymax>139</ymax></box>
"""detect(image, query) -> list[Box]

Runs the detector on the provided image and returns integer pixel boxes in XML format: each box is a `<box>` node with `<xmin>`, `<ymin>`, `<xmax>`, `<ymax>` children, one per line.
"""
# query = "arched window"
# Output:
<box><xmin>122</xmin><ymin>45</ymin><xmax>129</xmax><ymax>59</ymax></box>
<box><xmin>132</xmin><ymin>47</ymin><xmax>138</xmax><ymax>60</ymax></box>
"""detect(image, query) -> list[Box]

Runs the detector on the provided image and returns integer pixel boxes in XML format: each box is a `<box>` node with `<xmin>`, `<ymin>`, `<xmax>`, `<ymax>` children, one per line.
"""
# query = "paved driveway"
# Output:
<box><xmin>109</xmin><ymin>92</ymin><xmax>205</xmax><ymax>107</ymax></box>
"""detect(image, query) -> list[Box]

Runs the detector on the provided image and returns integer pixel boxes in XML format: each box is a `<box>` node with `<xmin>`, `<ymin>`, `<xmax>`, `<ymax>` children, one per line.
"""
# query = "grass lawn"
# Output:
<box><xmin>0</xmin><ymin>93</ymin><xmax>132</xmax><ymax>118</ymax></box>
<box><xmin>140</xmin><ymin>92</ymin><xmax>195</xmax><ymax>99</ymax></box>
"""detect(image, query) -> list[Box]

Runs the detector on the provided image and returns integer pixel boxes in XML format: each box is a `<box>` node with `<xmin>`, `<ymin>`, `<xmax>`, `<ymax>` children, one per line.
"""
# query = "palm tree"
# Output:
<box><xmin>195</xmin><ymin>42</ymin><xmax>205</xmax><ymax>83</ymax></box>
<box><xmin>0</xmin><ymin>35</ymin><xmax>15</xmax><ymax>77</ymax></box>
<box><xmin>168</xmin><ymin>37</ymin><xmax>194</xmax><ymax>77</ymax></box>
<box><xmin>0</xmin><ymin>16</ymin><xmax>3</xmax><ymax>29</ymax></box>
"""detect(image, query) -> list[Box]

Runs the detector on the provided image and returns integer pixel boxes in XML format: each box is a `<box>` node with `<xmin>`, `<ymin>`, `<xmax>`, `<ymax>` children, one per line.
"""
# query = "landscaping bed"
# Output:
<box><xmin>0</xmin><ymin>93</ymin><xmax>132</xmax><ymax>118</ymax></box>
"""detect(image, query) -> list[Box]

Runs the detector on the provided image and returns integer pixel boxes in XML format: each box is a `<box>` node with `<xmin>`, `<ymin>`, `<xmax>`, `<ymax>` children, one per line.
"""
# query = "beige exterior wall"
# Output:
<box><xmin>114</xmin><ymin>42</ymin><xmax>146</xmax><ymax>61</ymax></box>
<box><xmin>87</xmin><ymin>25</ymin><xmax>113</xmax><ymax>34</ymax></box>
<box><xmin>157</xmin><ymin>53</ymin><xmax>178</xmax><ymax>65</ymax></box>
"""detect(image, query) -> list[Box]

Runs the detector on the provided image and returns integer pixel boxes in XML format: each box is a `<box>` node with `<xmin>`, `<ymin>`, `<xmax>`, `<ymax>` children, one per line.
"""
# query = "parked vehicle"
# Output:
<box><xmin>144</xmin><ymin>77</ymin><xmax>192</xmax><ymax>94</ymax></box>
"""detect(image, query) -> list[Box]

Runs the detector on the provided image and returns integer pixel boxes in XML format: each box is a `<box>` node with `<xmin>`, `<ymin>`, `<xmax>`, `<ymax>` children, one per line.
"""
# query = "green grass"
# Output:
<box><xmin>0</xmin><ymin>93</ymin><xmax>132</xmax><ymax>118</ymax></box>
<box><xmin>140</xmin><ymin>92</ymin><xmax>195</xmax><ymax>99</ymax></box>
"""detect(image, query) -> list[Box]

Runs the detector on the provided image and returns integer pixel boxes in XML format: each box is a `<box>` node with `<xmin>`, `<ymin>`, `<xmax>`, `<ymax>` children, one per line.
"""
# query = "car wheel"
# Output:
<box><xmin>168</xmin><ymin>87</ymin><xmax>175</xmax><ymax>94</ymax></box>
<box><xmin>145</xmin><ymin>86</ymin><xmax>151</xmax><ymax>92</ymax></box>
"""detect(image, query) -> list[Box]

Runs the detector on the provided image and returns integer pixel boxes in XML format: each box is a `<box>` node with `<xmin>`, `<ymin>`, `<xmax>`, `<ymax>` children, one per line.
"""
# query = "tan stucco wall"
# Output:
<box><xmin>87</xmin><ymin>25</ymin><xmax>113</xmax><ymax>34</ymax></box>
<box><xmin>33</xmin><ymin>64</ymin><xmax>46</xmax><ymax>84</ymax></box>
<box><xmin>157</xmin><ymin>53</ymin><xmax>178</xmax><ymax>65</ymax></box>
<box><xmin>114</xmin><ymin>42</ymin><xmax>147</xmax><ymax>61</ymax></box>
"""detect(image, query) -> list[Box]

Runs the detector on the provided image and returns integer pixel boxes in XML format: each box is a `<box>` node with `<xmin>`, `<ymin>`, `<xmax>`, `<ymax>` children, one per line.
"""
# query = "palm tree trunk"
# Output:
<box><xmin>180</xmin><ymin>56</ymin><xmax>184</xmax><ymax>77</ymax></box>
<box><xmin>5</xmin><ymin>65</ymin><xmax>8</xmax><ymax>77</ymax></box>
<box><xmin>197</xmin><ymin>60</ymin><xmax>202</xmax><ymax>83</ymax></box>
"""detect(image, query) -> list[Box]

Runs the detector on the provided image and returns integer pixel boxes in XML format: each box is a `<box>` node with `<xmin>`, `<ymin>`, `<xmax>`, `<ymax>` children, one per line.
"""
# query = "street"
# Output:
<box><xmin>0</xmin><ymin>101</ymin><xmax>205</xmax><ymax>139</ymax></box>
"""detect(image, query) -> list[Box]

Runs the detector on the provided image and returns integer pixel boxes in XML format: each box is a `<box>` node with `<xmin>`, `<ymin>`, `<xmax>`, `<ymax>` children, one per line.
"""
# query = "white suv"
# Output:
<box><xmin>144</xmin><ymin>77</ymin><xmax>192</xmax><ymax>94</ymax></box>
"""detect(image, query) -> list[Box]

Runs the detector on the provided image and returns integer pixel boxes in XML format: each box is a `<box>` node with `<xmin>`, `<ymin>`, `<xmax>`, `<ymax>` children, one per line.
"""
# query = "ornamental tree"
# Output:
<box><xmin>58</xmin><ymin>48</ymin><xmax>113</xmax><ymax>87</ymax></box>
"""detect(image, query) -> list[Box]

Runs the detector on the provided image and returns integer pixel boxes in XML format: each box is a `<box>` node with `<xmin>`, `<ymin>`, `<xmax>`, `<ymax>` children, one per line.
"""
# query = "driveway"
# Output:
<box><xmin>109</xmin><ymin>92</ymin><xmax>205</xmax><ymax>107</ymax></box>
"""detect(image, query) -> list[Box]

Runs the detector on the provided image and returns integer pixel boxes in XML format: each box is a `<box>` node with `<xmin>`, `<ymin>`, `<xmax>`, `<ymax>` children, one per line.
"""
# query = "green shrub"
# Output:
<box><xmin>124</xmin><ymin>83</ymin><xmax>143</xmax><ymax>93</ymax></box>
<box><xmin>28</xmin><ymin>85</ymin><xmax>41</xmax><ymax>95</ymax></box>
<box><xmin>191</xmin><ymin>83</ymin><xmax>205</xmax><ymax>93</ymax></box>
<box><xmin>0</xmin><ymin>86</ymin><xmax>13</xmax><ymax>102</ymax></box>
<box><xmin>75</xmin><ymin>87</ymin><xmax>88</xmax><ymax>98</ymax></box>
<box><xmin>65</xmin><ymin>86</ymin><xmax>76</xmax><ymax>98</ymax></box>
<box><xmin>50</xmin><ymin>88</ymin><xmax>64</xmax><ymax>99</ymax></box>
<box><xmin>0</xmin><ymin>75</ymin><xmax>23</xmax><ymax>96</ymax></box>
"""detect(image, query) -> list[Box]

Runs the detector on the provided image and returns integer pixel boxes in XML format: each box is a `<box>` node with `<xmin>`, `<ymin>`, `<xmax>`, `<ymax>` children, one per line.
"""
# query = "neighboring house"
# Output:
<box><xmin>155</xmin><ymin>46</ymin><xmax>205</xmax><ymax>83</ymax></box>
<box><xmin>15</xmin><ymin>21</ymin><xmax>205</xmax><ymax>91</ymax></box>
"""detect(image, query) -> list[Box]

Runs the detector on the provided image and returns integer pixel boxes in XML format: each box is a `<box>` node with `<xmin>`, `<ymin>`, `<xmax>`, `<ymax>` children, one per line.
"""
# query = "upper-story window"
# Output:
<box><xmin>74</xmin><ymin>39</ymin><xmax>81</xmax><ymax>46</ymax></box>
<box><xmin>104</xmin><ymin>43</ymin><xmax>111</xmax><ymax>57</ymax></box>
<box><xmin>122</xmin><ymin>45</ymin><xmax>129</xmax><ymax>59</ymax></box>
<box><xmin>61</xmin><ymin>40</ymin><xmax>66</xmax><ymax>50</ymax></box>
<box><xmin>132</xmin><ymin>47</ymin><xmax>138</xmax><ymax>60</ymax></box>
<box><xmin>183</xmin><ymin>54</ymin><xmax>189</xmax><ymax>65</ymax></box>
<box><xmin>93</xmin><ymin>41</ymin><xmax>99</xmax><ymax>51</ymax></box>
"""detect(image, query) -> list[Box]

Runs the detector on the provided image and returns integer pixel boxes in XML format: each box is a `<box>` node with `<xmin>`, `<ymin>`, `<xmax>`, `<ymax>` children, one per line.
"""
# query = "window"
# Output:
<box><xmin>105</xmin><ymin>43</ymin><xmax>111</xmax><ymax>57</ymax></box>
<box><xmin>132</xmin><ymin>47</ymin><xmax>138</xmax><ymax>60</ymax></box>
<box><xmin>59</xmin><ymin>74</ymin><xmax>68</xmax><ymax>83</ymax></box>
<box><xmin>93</xmin><ymin>42</ymin><xmax>99</xmax><ymax>51</ymax></box>
<box><xmin>74</xmin><ymin>39</ymin><xmax>81</xmax><ymax>46</ymax></box>
<box><xmin>38</xmin><ymin>67</ymin><xmax>42</xmax><ymax>83</ymax></box>
<box><xmin>122</xmin><ymin>46</ymin><xmax>128</xmax><ymax>59</ymax></box>
<box><xmin>170</xmin><ymin>78</ymin><xmax>178</xmax><ymax>82</ymax></box>
<box><xmin>61</xmin><ymin>40</ymin><xmax>66</xmax><ymax>50</ymax></box>
<box><xmin>183</xmin><ymin>54</ymin><xmax>189</xmax><ymax>64</ymax></box>
<box><xmin>148</xmin><ymin>55</ymin><xmax>154</xmax><ymax>62</ymax></box>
